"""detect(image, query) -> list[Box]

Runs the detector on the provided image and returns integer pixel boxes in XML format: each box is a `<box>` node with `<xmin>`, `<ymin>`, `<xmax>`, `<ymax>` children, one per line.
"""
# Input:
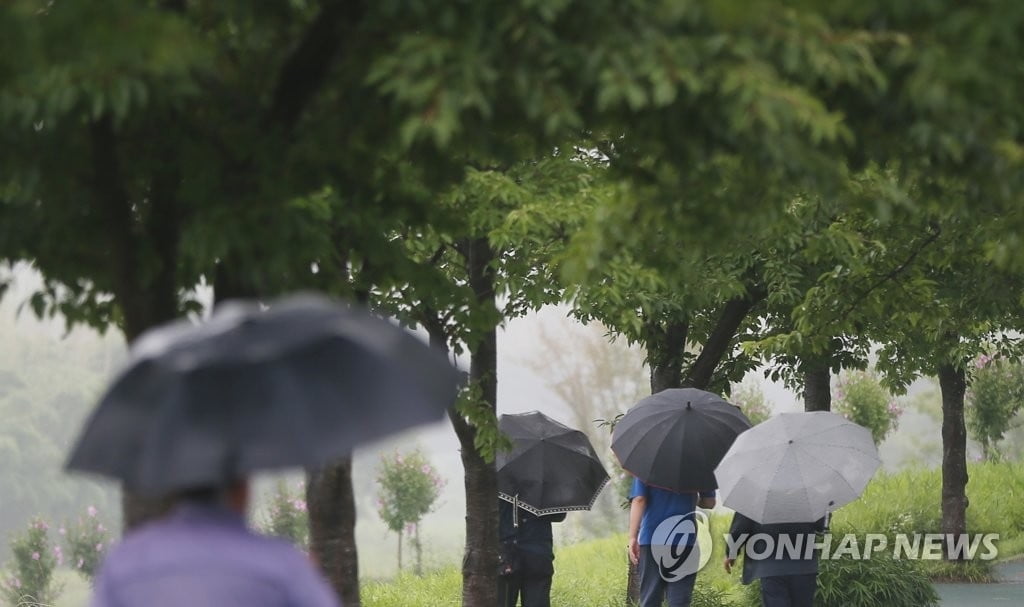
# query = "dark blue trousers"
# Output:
<box><xmin>638</xmin><ymin>546</ymin><xmax>697</xmax><ymax>607</ymax></box>
<box><xmin>759</xmin><ymin>574</ymin><xmax>817</xmax><ymax>607</ymax></box>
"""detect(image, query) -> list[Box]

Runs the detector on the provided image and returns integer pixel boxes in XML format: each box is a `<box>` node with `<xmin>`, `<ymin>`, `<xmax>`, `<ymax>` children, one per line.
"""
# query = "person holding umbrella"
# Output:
<box><xmin>715</xmin><ymin>411</ymin><xmax>881</xmax><ymax>607</ymax></box>
<box><xmin>93</xmin><ymin>478</ymin><xmax>339</xmax><ymax>607</ymax></box>
<box><xmin>66</xmin><ymin>295</ymin><xmax>464</xmax><ymax>607</ymax></box>
<box><xmin>628</xmin><ymin>480</ymin><xmax>717</xmax><ymax>607</ymax></box>
<box><xmin>498</xmin><ymin>497</ymin><xmax>566</xmax><ymax>607</ymax></box>
<box><xmin>495</xmin><ymin>411</ymin><xmax>609</xmax><ymax>607</ymax></box>
<box><xmin>613</xmin><ymin>389</ymin><xmax>752</xmax><ymax>607</ymax></box>
<box><xmin>723</xmin><ymin>512</ymin><xmax>827</xmax><ymax>607</ymax></box>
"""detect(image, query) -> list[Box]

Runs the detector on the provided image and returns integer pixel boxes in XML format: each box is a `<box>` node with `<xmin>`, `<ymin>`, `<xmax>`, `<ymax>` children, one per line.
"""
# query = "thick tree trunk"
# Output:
<box><xmin>454</xmin><ymin>237</ymin><xmax>501</xmax><ymax>607</ymax></box>
<box><xmin>938</xmin><ymin>363</ymin><xmax>969</xmax><ymax>556</ymax></box>
<box><xmin>803</xmin><ymin>364</ymin><xmax>832</xmax><ymax>412</ymax></box>
<box><xmin>647</xmin><ymin>320</ymin><xmax>688</xmax><ymax>393</ymax></box>
<box><xmin>308</xmin><ymin>457</ymin><xmax>361</xmax><ymax>606</ymax></box>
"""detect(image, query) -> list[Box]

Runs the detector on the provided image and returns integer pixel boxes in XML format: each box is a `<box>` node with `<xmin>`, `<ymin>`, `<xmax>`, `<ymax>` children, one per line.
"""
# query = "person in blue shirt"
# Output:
<box><xmin>628</xmin><ymin>478</ymin><xmax>716</xmax><ymax>607</ymax></box>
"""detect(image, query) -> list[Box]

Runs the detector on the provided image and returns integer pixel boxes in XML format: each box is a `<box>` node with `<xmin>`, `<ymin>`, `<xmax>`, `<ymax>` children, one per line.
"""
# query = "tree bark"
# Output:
<box><xmin>938</xmin><ymin>362</ymin><xmax>969</xmax><ymax>556</ymax></box>
<box><xmin>455</xmin><ymin>236</ymin><xmax>501</xmax><ymax>607</ymax></box>
<box><xmin>646</xmin><ymin>320</ymin><xmax>688</xmax><ymax>393</ymax></box>
<box><xmin>803</xmin><ymin>363</ymin><xmax>832</xmax><ymax>412</ymax></box>
<box><xmin>684</xmin><ymin>292</ymin><xmax>762</xmax><ymax>390</ymax></box>
<box><xmin>308</xmin><ymin>456</ymin><xmax>361</xmax><ymax>606</ymax></box>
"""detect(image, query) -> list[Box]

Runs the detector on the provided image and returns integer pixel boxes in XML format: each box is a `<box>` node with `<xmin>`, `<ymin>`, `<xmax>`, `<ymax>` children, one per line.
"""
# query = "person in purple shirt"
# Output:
<box><xmin>92</xmin><ymin>479</ymin><xmax>340</xmax><ymax>607</ymax></box>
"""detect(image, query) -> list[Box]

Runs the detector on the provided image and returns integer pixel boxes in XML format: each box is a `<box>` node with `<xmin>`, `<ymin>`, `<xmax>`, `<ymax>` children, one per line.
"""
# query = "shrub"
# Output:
<box><xmin>966</xmin><ymin>356</ymin><xmax>1024</xmax><ymax>461</ymax></box>
<box><xmin>815</xmin><ymin>552</ymin><xmax>939</xmax><ymax>607</ymax></box>
<box><xmin>2</xmin><ymin>518</ymin><xmax>62</xmax><ymax>607</ymax></box>
<box><xmin>833</xmin><ymin>370</ymin><xmax>902</xmax><ymax>444</ymax></box>
<box><xmin>62</xmin><ymin>505</ymin><xmax>112</xmax><ymax>582</ymax></box>
<box><xmin>376</xmin><ymin>449</ymin><xmax>445</xmax><ymax>574</ymax></box>
<box><xmin>261</xmin><ymin>481</ymin><xmax>309</xmax><ymax>549</ymax></box>
<box><xmin>729</xmin><ymin>380</ymin><xmax>772</xmax><ymax>426</ymax></box>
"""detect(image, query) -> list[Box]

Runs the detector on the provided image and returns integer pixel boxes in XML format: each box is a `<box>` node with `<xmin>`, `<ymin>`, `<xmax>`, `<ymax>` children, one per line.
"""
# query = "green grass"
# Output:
<box><xmin>35</xmin><ymin>462</ymin><xmax>1024</xmax><ymax>605</ymax></box>
<box><xmin>829</xmin><ymin>461</ymin><xmax>1024</xmax><ymax>580</ymax></box>
<box><xmin>362</xmin><ymin>462</ymin><xmax>1024</xmax><ymax>605</ymax></box>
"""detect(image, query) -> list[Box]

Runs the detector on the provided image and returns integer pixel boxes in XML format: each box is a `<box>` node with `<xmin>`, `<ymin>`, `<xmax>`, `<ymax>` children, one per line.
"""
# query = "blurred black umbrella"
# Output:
<box><xmin>66</xmin><ymin>293</ymin><xmax>463</xmax><ymax>495</ymax></box>
<box><xmin>497</xmin><ymin>411</ymin><xmax>609</xmax><ymax>515</ymax></box>
<box><xmin>611</xmin><ymin>388</ymin><xmax>751</xmax><ymax>492</ymax></box>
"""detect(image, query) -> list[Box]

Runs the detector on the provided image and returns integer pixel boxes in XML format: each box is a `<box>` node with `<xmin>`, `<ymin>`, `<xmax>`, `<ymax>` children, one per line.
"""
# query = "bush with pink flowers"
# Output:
<box><xmin>62</xmin><ymin>505</ymin><xmax>112</xmax><ymax>582</ymax></box>
<box><xmin>261</xmin><ymin>481</ymin><xmax>309</xmax><ymax>549</ymax></box>
<box><xmin>2</xmin><ymin>518</ymin><xmax>62</xmax><ymax>606</ymax></box>
<box><xmin>375</xmin><ymin>449</ymin><xmax>445</xmax><ymax>574</ymax></box>
<box><xmin>833</xmin><ymin>370</ymin><xmax>902</xmax><ymax>444</ymax></box>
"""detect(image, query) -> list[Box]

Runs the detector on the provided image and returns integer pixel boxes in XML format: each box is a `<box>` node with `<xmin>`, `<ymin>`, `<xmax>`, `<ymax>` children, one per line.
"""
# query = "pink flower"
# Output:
<box><xmin>96</xmin><ymin>542</ymin><xmax>104</xmax><ymax>552</ymax></box>
<box><xmin>98</xmin><ymin>523</ymin><xmax>106</xmax><ymax>532</ymax></box>
<box><xmin>87</xmin><ymin>506</ymin><xmax>98</xmax><ymax>518</ymax></box>
<box><xmin>77</xmin><ymin>558</ymin><xmax>85</xmax><ymax>569</ymax></box>
<box><xmin>31</xmin><ymin>552</ymin><xmax>40</xmax><ymax>561</ymax></box>
<box><xmin>58</xmin><ymin>527</ymin><xmax>66</xmax><ymax>536</ymax></box>
<box><xmin>291</xmin><ymin>499</ymin><xmax>307</xmax><ymax>513</ymax></box>
<box><xmin>421</xmin><ymin>464</ymin><xmax>432</xmax><ymax>475</ymax></box>
<box><xmin>12</xmin><ymin>578</ymin><xmax>20</xmax><ymax>589</ymax></box>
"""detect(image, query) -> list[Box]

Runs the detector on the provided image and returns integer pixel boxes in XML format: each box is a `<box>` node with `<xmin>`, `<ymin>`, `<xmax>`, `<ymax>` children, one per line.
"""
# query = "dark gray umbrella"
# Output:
<box><xmin>497</xmin><ymin>411</ymin><xmax>609</xmax><ymax>515</ymax></box>
<box><xmin>611</xmin><ymin>388</ymin><xmax>751</xmax><ymax>492</ymax></box>
<box><xmin>66</xmin><ymin>293</ymin><xmax>463</xmax><ymax>494</ymax></box>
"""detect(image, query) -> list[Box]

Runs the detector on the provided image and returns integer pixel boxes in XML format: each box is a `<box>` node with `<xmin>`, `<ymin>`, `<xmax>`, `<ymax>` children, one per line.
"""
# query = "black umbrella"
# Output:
<box><xmin>611</xmin><ymin>388</ymin><xmax>751</xmax><ymax>492</ymax></box>
<box><xmin>66</xmin><ymin>293</ymin><xmax>463</xmax><ymax>494</ymax></box>
<box><xmin>497</xmin><ymin>411</ymin><xmax>609</xmax><ymax>515</ymax></box>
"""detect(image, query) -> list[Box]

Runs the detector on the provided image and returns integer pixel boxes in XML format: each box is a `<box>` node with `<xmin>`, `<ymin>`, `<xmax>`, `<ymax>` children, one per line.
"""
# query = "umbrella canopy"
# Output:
<box><xmin>497</xmin><ymin>411</ymin><xmax>609</xmax><ymax>515</ymax></box>
<box><xmin>714</xmin><ymin>411</ymin><xmax>881</xmax><ymax>524</ymax></box>
<box><xmin>66</xmin><ymin>293</ymin><xmax>463</xmax><ymax>495</ymax></box>
<box><xmin>611</xmin><ymin>388</ymin><xmax>751</xmax><ymax>492</ymax></box>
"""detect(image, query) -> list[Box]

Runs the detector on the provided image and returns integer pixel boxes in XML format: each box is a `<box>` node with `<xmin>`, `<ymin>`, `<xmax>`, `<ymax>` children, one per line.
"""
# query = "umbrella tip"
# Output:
<box><xmin>686</xmin><ymin>401</ymin><xmax>692</xmax><ymax>410</ymax></box>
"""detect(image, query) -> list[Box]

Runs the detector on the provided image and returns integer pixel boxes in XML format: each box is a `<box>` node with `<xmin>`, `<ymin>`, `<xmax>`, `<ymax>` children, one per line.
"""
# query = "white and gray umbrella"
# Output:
<box><xmin>714</xmin><ymin>411</ymin><xmax>881</xmax><ymax>524</ymax></box>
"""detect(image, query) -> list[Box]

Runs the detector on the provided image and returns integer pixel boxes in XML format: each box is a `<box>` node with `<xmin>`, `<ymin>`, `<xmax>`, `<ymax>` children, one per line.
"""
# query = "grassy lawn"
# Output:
<box><xmin>363</xmin><ymin>462</ymin><xmax>1024</xmax><ymax>606</ymax></box>
<box><xmin>26</xmin><ymin>462</ymin><xmax>1024</xmax><ymax>606</ymax></box>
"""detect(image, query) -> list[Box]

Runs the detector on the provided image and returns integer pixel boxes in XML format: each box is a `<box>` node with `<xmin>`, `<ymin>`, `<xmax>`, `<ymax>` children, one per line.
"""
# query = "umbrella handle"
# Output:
<box><xmin>513</xmin><ymin>494</ymin><xmax>519</xmax><ymax>529</ymax></box>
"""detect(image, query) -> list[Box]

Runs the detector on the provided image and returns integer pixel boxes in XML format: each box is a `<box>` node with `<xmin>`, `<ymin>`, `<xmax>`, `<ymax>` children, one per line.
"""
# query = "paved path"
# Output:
<box><xmin>936</xmin><ymin>561</ymin><xmax>1024</xmax><ymax>606</ymax></box>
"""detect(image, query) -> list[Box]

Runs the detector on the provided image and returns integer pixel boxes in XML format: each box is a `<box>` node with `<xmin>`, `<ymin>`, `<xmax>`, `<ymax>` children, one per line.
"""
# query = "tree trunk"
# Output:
<box><xmin>414</xmin><ymin>523</ymin><xmax>423</xmax><ymax>576</ymax></box>
<box><xmin>397</xmin><ymin>530</ymin><xmax>403</xmax><ymax>572</ymax></box>
<box><xmin>308</xmin><ymin>457</ymin><xmax>361</xmax><ymax>606</ymax></box>
<box><xmin>803</xmin><ymin>364</ymin><xmax>832</xmax><ymax>412</ymax></box>
<box><xmin>647</xmin><ymin>320</ymin><xmax>688</xmax><ymax>393</ymax></box>
<box><xmin>938</xmin><ymin>362</ymin><xmax>969</xmax><ymax>557</ymax></box>
<box><xmin>454</xmin><ymin>236</ymin><xmax>501</xmax><ymax>607</ymax></box>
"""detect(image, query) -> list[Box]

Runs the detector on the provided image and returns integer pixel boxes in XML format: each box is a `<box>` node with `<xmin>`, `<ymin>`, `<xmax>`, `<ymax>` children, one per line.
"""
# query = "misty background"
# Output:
<box><xmin>0</xmin><ymin>264</ymin><xmax>973</xmax><ymax>578</ymax></box>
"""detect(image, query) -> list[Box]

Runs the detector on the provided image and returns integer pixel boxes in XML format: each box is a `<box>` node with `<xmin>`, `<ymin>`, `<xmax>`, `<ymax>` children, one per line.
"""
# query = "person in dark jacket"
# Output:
<box><xmin>723</xmin><ymin>511</ymin><xmax>828</xmax><ymax>607</ymax></box>
<box><xmin>497</xmin><ymin>499</ymin><xmax>566</xmax><ymax>607</ymax></box>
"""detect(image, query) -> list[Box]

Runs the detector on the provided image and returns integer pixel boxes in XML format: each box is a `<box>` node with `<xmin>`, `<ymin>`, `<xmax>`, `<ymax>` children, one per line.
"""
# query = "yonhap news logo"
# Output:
<box><xmin>649</xmin><ymin>511</ymin><xmax>713</xmax><ymax>581</ymax></box>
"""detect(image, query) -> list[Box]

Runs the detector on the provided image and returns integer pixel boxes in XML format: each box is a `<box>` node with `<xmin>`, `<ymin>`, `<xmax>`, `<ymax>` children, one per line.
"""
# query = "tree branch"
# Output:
<box><xmin>264</xmin><ymin>0</ymin><xmax>365</xmax><ymax>130</ymax></box>
<box><xmin>685</xmin><ymin>285</ymin><xmax>766</xmax><ymax>390</ymax></box>
<box><xmin>834</xmin><ymin>223</ymin><xmax>942</xmax><ymax>325</ymax></box>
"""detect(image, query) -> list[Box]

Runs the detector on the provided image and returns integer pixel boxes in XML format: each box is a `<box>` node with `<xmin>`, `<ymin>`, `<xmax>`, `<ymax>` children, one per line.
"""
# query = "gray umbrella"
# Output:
<box><xmin>611</xmin><ymin>388</ymin><xmax>751</xmax><ymax>492</ymax></box>
<box><xmin>714</xmin><ymin>411</ymin><xmax>881</xmax><ymax>523</ymax></box>
<box><xmin>66</xmin><ymin>293</ymin><xmax>463</xmax><ymax>494</ymax></box>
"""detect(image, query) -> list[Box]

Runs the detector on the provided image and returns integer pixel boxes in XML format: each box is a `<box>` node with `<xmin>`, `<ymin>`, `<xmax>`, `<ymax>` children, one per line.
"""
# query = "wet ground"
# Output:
<box><xmin>936</xmin><ymin>561</ymin><xmax>1024</xmax><ymax>606</ymax></box>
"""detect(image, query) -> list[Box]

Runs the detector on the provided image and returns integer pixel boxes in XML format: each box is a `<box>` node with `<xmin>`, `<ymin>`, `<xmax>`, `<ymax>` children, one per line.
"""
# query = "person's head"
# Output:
<box><xmin>177</xmin><ymin>478</ymin><xmax>250</xmax><ymax>515</ymax></box>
